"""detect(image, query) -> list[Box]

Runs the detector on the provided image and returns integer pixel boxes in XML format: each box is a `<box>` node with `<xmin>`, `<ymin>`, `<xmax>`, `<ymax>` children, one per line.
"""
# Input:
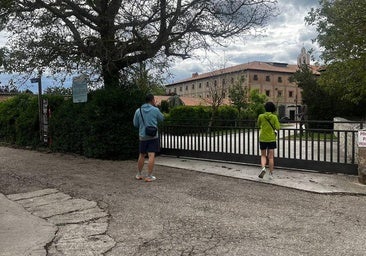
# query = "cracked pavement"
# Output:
<box><xmin>6</xmin><ymin>188</ymin><xmax>114</xmax><ymax>255</ymax></box>
<box><xmin>0</xmin><ymin>146</ymin><xmax>366</xmax><ymax>256</ymax></box>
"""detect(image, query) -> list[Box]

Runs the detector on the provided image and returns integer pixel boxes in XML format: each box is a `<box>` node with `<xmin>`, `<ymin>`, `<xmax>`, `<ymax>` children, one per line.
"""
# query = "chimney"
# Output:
<box><xmin>192</xmin><ymin>72</ymin><xmax>198</xmax><ymax>78</ymax></box>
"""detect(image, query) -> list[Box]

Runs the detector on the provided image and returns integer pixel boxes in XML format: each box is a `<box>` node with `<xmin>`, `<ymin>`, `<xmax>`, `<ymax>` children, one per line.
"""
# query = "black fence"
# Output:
<box><xmin>160</xmin><ymin>120</ymin><xmax>362</xmax><ymax>175</ymax></box>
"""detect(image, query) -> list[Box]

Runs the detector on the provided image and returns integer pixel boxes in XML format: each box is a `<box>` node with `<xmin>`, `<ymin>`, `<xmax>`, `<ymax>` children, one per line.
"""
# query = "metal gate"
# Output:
<box><xmin>160</xmin><ymin>121</ymin><xmax>359</xmax><ymax>175</ymax></box>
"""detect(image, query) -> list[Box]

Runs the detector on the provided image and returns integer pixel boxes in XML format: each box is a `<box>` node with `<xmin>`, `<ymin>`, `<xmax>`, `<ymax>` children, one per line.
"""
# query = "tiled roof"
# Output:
<box><xmin>154</xmin><ymin>95</ymin><xmax>210</xmax><ymax>106</ymax></box>
<box><xmin>167</xmin><ymin>61</ymin><xmax>321</xmax><ymax>86</ymax></box>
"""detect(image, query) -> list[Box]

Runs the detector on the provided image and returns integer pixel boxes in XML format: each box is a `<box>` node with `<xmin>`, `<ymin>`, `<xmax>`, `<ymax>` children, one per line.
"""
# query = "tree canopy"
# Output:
<box><xmin>0</xmin><ymin>0</ymin><xmax>277</xmax><ymax>88</ymax></box>
<box><xmin>306</xmin><ymin>0</ymin><xmax>366</xmax><ymax>111</ymax></box>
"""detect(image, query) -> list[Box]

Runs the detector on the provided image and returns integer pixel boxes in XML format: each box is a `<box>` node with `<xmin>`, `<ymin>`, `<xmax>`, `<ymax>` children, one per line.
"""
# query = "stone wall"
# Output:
<box><xmin>334</xmin><ymin>117</ymin><xmax>365</xmax><ymax>163</ymax></box>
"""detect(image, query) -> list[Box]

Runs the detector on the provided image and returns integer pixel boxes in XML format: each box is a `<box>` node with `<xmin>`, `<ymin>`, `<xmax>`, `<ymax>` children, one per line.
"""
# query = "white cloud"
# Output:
<box><xmin>167</xmin><ymin>0</ymin><xmax>321</xmax><ymax>83</ymax></box>
<box><xmin>0</xmin><ymin>31</ymin><xmax>8</xmax><ymax>47</ymax></box>
<box><xmin>0</xmin><ymin>0</ymin><xmax>321</xmax><ymax>87</ymax></box>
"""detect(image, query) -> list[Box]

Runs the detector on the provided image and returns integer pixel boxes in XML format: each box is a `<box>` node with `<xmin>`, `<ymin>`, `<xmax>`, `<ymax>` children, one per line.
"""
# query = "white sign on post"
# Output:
<box><xmin>358</xmin><ymin>130</ymin><xmax>366</xmax><ymax>147</ymax></box>
<box><xmin>72</xmin><ymin>75</ymin><xmax>88</xmax><ymax>103</ymax></box>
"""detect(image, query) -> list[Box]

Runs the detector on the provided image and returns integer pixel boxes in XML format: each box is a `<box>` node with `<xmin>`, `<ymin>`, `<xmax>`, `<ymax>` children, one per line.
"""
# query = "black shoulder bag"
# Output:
<box><xmin>140</xmin><ymin>108</ymin><xmax>158</xmax><ymax>137</ymax></box>
<box><xmin>265</xmin><ymin>117</ymin><xmax>277</xmax><ymax>137</ymax></box>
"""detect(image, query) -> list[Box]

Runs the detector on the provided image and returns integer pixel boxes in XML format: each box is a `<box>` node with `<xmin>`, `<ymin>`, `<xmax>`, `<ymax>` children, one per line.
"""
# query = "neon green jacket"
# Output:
<box><xmin>257</xmin><ymin>112</ymin><xmax>280</xmax><ymax>142</ymax></box>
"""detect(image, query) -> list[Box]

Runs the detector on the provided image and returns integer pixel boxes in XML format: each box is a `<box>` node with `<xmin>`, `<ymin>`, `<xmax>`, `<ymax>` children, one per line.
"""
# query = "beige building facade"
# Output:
<box><xmin>166</xmin><ymin>48</ymin><xmax>319</xmax><ymax>119</ymax></box>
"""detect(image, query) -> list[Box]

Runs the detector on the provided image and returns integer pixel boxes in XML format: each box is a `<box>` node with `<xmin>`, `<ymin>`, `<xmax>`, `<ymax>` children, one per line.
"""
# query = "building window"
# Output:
<box><xmin>289</xmin><ymin>91</ymin><xmax>293</xmax><ymax>98</ymax></box>
<box><xmin>214</xmin><ymin>80</ymin><xmax>217</xmax><ymax>86</ymax></box>
<box><xmin>199</xmin><ymin>83</ymin><xmax>202</xmax><ymax>88</ymax></box>
<box><xmin>278</xmin><ymin>77</ymin><xmax>282</xmax><ymax>83</ymax></box>
<box><xmin>168</xmin><ymin>89</ymin><xmax>171</xmax><ymax>94</ymax></box>
<box><xmin>192</xmin><ymin>84</ymin><xmax>195</xmax><ymax>89</ymax></box>
<box><xmin>174</xmin><ymin>88</ymin><xmax>176</xmax><ymax>93</ymax></box>
<box><xmin>231</xmin><ymin>77</ymin><xmax>234</xmax><ymax>84</ymax></box>
<box><xmin>265</xmin><ymin>90</ymin><xmax>270</xmax><ymax>97</ymax></box>
<box><xmin>254</xmin><ymin>74</ymin><xmax>258</xmax><ymax>81</ymax></box>
<box><xmin>206</xmin><ymin>82</ymin><xmax>209</xmax><ymax>87</ymax></box>
<box><xmin>277</xmin><ymin>90</ymin><xmax>282</xmax><ymax>97</ymax></box>
<box><xmin>185</xmin><ymin>85</ymin><xmax>188</xmax><ymax>91</ymax></box>
<box><xmin>222</xmin><ymin>79</ymin><xmax>225</xmax><ymax>85</ymax></box>
<box><xmin>266</xmin><ymin>76</ymin><xmax>270</xmax><ymax>82</ymax></box>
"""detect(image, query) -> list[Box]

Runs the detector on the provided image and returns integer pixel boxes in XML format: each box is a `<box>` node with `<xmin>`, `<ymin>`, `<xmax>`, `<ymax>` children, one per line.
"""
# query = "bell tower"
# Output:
<box><xmin>297</xmin><ymin>47</ymin><xmax>310</xmax><ymax>65</ymax></box>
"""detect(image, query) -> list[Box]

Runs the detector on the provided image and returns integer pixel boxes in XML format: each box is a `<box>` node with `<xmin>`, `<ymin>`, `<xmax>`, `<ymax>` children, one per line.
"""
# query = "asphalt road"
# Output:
<box><xmin>0</xmin><ymin>146</ymin><xmax>365</xmax><ymax>256</ymax></box>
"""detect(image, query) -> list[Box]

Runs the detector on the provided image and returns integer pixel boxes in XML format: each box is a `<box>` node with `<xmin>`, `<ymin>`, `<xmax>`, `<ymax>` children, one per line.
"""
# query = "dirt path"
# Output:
<box><xmin>1</xmin><ymin>146</ymin><xmax>365</xmax><ymax>256</ymax></box>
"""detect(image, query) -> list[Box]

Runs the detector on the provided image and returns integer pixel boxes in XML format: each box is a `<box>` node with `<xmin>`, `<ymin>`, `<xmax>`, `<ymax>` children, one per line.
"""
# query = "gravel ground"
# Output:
<box><xmin>0</xmin><ymin>146</ymin><xmax>365</xmax><ymax>256</ymax></box>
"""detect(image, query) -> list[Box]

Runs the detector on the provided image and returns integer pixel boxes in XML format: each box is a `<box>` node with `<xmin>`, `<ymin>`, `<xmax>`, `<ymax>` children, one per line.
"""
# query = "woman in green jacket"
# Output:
<box><xmin>257</xmin><ymin>102</ymin><xmax>280</xmax><ymax>179</ymax></box>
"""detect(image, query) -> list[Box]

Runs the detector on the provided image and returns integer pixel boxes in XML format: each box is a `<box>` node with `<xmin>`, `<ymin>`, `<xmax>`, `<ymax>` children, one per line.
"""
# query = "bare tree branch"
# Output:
<box><xmin>0</xmin><ymin>0</ymin><xmax>277</xmax><ymax>87</ymax></box>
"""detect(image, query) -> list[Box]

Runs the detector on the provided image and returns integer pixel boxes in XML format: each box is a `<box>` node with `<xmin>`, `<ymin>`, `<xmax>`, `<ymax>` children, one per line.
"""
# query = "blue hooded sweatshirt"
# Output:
<box><xmin>133</xmin><ymin>103</ymin><xmax>164</xmax><ymax>140</ymax></box>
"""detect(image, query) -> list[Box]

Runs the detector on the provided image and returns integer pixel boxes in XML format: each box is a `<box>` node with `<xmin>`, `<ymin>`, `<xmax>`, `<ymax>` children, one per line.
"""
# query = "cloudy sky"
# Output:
<box><xmin>167</xmin><ymin>0</ymin><xmax>321</xmax><ymax>83</ymax></box>
<box><xmin>0</xmin><ymin>0</ymin><xmax>321</xmax><ymax>91</ymax></box>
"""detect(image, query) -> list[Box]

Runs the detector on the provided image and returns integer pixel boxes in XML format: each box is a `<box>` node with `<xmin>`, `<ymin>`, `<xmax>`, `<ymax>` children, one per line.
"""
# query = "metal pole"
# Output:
<box><xmin>38</xmin><ymin>73</ymin><xmax>43</xmax><ymax>142</ymax></box>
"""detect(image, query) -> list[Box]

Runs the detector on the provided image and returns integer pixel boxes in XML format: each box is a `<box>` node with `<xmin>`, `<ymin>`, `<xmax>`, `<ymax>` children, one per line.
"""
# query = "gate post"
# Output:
<box><xmin>359</xmin><ymin>147</ymin><xmax>366</xmax><ymax>184</ymax></box>
<box><xmin>358</xmin><ymin>130</ymin><xmax>366</xmax><ymax>184</ymax></box>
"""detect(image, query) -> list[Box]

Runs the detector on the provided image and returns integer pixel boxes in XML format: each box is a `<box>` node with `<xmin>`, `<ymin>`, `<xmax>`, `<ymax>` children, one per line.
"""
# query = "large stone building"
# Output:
<box><xmin>165</xmin><ymin>48</ymin><xmax>319</xmax><ymax>119</ymax></box>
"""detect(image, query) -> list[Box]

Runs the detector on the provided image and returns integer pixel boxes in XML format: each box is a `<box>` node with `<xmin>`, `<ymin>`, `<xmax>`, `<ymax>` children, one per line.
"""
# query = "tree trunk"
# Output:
<box><xmin>101</xmin><ymin>60</ymin><xmax>120</xmax><ymax>88</ymax></box>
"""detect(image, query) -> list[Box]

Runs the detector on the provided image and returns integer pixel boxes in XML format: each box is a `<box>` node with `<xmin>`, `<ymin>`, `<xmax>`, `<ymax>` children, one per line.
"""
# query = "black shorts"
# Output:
<box><xmin>139</xmin><ymin>138</ymin><xmax>160</xmax><ymax>153</ymax></box>
<box><xmin>260</xmin><ymin>141</ymin><xmax>277</xmax><ymax>150</ymax></box>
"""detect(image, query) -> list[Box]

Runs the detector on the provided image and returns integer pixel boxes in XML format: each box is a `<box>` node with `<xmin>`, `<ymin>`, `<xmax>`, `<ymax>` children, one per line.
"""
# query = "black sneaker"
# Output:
<box><xmin>258</xmin><ymin>168</ymin><xmax>266</xmax><ymax>179</ymax></box>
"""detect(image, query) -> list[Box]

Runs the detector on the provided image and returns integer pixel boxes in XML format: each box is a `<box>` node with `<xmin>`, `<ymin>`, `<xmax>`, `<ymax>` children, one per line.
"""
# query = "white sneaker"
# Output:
<box><xmin>268</xmin><ymin>172</ymin><xmax>274</xmax><ymax>180</ymax></box>
<box><xmin>135</xmin><ymin>173</ymin><xmax>144</xmax><ymax>180</ymax></box>
<box><xmin>144</xmin><ymin>175</ymin><xmax>156</xmax><ymax>182</ymax></box>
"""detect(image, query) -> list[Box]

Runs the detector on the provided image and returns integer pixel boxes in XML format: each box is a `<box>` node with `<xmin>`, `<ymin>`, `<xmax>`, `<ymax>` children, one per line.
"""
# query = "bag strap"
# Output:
<box><xmin>139</xmin><ymin>107</ymin><xmax>146</xmax><ymax>126</ymax></box>
<box><xmin>265</xmin><ymin>117</ymin><xmax>276</xmax><ymax>132</ymax></box>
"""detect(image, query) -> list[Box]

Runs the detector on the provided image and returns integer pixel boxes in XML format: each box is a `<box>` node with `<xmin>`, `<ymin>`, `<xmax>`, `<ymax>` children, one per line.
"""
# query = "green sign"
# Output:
<box><xmin>72</xmin><ymin>75</ymin><xmax>88</xmax><ymax>103</ymax></box>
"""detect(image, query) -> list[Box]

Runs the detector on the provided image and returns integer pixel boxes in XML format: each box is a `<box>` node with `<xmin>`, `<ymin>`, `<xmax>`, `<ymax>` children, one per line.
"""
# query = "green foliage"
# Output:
<box><xmin>167</xmin><ymin>95</ymin><xmax>184</xmax><ymax>108</ymax></box>
<box><xmin>317</xmin><ymin>60</ymin><xmax>366</xmax><ymax>118</ymax></box>
<box><xmin>1</xmin><ymin>0</ymin><xmax>276</xmax><ymax>88</ymax></box>
<box><xmin>306</xmin><ymin>0</ymin><xmax>366</xmax><ymax>117</ymax></box>
<box><xmin>164</xmin><ymin>89</ymin><xmax>267</xmax><ymax>130</ymax></box>
<box><xmin>49</xmin><ymin>87</ymin><xmax>144</xmax><ymax>159</ymax></box>
<box><xmin>166</xmin><ymin>106</ymin><xmax>211</xmax><ymax>126</ymax></box>
<box><xmin>291</xmin><ymin>64</ymin><xmax>334</xmax><ymax>120</ymax></box>
<box><xmin>48</xmin><ymin>100</ymin><xmax>86</xmax><ymax>154</ymax></box>
<box><xmin>291</xmin><ymin>64</ymin><xmax>364</xmax><ymax>120</ymax></box>
<box><xmin>160</xmin><ymin>100</ymin><xmax>169</xmax><ymax>113</ymax></box>
<box><xmin>216</xmin><ymin>106</ymin><xmax>239</xmax><ymax>126</ymax></box>
<box><xmin>306</xmin><ymin>0</ymin><xmax>366</xmax><ymax>63</ymax></box>
<box><xmin>44</xmin><ymin>86</ymin><xmax>72</xmax><ymax>96</ymax></box>
<box><xmin>0</xmin><ymin>94</ymin><xmax>39</xmax><ymax>146</ymax></box>
<box><xmin>241</xmin><ymin>89</ymin><xmax>266</xmax><ymax>120</ymax></box>
<box><xmin>228</xmin><ymin>75</ymin><xmax>248</xmax><ymax>112</ymax></box>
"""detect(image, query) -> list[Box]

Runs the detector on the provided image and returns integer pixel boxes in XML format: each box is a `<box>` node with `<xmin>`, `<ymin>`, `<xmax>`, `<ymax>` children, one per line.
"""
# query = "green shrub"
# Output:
<box><xmin>0</xmin><ymin>94</ymin><xmax>40</xmax><ymax>146</ymax></box>
<box><xmin>49</xmin><ymin>87</ymin><xmax>144</xmax><ymax>159</ymax></box>
<box><xmin>49</xmin><ymin>99</ymin><xmax>86</xmax><ymax>154</ymax></box>
<box><xmin>216</xmin><ymin>106</ymin><xmax>239</xmax><ymax>126</ymax></box>
<box><xmin>166</xmin><ymin>105</ymin><xmax>211</xmax><ymax>125</ymax></box>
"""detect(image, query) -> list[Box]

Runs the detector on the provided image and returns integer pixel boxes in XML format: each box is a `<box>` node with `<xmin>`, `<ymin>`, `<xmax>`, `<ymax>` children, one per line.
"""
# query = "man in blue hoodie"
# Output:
<box><xmin>133</xmin><ymin>94</ymin><xmax>164</xmax><ymax>182</ymax></box>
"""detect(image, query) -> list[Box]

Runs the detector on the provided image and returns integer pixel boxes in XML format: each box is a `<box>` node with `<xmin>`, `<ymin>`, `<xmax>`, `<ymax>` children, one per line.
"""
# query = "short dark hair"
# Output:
<box><xmin>145</xmin><ymin>93</ymin><xmax>154</xmax><ymax>103</ymax></box>
<box><xmin>264</xmin><ymin>102</ymin><xmax>276</xmax><ymax>113</ymax></box>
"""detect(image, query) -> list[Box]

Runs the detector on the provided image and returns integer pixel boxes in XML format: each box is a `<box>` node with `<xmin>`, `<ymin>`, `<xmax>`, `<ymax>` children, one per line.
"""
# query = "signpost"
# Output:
<box><xmin>358</xmin><ymin>130</ymin><xmax>366</xmax><ymax>148</ymax></box>
<box><xmin>72</xmin><ymin>75</ymin><xmax>88</xmax><ymax>103</ymax></box>
<box><xmin>358</xmin><ymin>130</ymin><xmax>366</xmax><ymax>184</ymax></box>
<box><xmin>30</xmin><ymin>75</ymin><xmax>43</xmax><ymax>142</ymax></box>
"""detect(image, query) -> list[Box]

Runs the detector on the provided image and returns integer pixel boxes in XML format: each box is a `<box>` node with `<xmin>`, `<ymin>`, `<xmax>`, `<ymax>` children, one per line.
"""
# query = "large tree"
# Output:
<box><xmin>305</xmin><ymin>0</ymin><xmax>366</xmax><ymax>115</ymax></box>
<box><xmin>0</xmin><ymin>0</ymin><xmax>277</xmax><ymax>88</ymax></box>
<box><xmin>290</xmin><ymin>64</ymin><xmax>333</xmax><ymax>120</ymax></box>
<box><xmin>228</xmin><ymin>75</ymin><xmax>248</xmax><ymax>113</ymax></box>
